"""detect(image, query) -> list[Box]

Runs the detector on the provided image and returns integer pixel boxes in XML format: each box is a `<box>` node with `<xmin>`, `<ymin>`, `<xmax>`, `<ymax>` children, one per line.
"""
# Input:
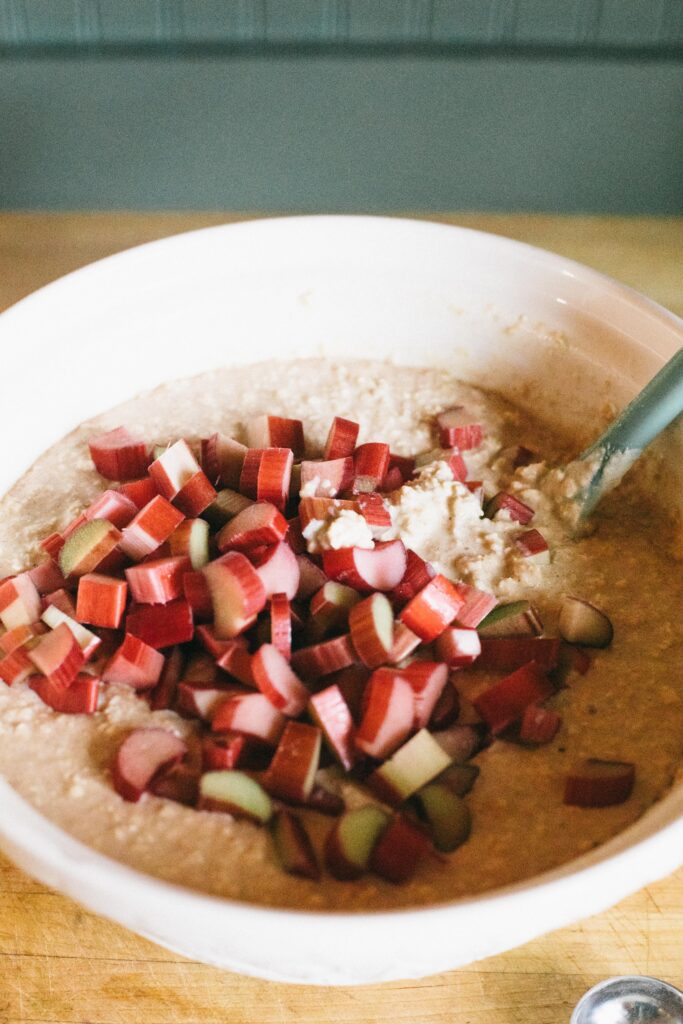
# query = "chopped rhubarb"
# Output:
<box><xmin>201</xmin><ymin>732</ymin><xmax>272</xmax><ymax>771</ymax></box>
<box><xmin>474</xmin><ymin>661</ymin><xmax>554</xmax><ymax>734</ymax></box>
<box><xmin>240</xmin><ymin>448</ymin><xmax>293</xmax><ymax>511</ymax></box>
<box><xmin>149</xmin><ymin>439</ymin><xmax>201</xmax><ymax>501</ymax></box>
<box><xmin>399</xmin><ymin>574</ymin><xmax>464</xmax><ymax>642</ymax></box>
<box><xmin>369</xmin><ymin>813</ymin><xmax>432</xmax><ymax>884</ymax></box>
<box><xmin>0</xmin><ymin>647</ymin><xmax>35</xmax><ymax>686</ymax></box>
<box><xmin>477</xmin><ymin>636</ymin><xmax>560</xmax><ymax>672</ymax></box>
<box><xmin>102</xmin><ymin>633</ymin><xmax>165</xmax><ymax>688</ymax></box>
<box><xmin>76</xmin><ymin>573</ymin><xmax>128</xmax><ymax>629</ymax></box>
<box><xmin>203</xmin><ymin>488</ymin><xmax>253</xmax><ymax>527</ymax></box>
<box><xmin>564</xmin><ymin>759</ymin><xmax>635</xmax><ymax>807</ymax></box>
<box><xmin>30</xmin><ymin>672</ymin><xmax>100</xmax><ymax>715</ymax></box>
<box><xmin>43</xmin><ymin>588</ymin><xmax>78</xmax><ymax>618</ymax></box>
<box><xmin>348</xmin><ymin>592</ymin><xmax>394</xmax><ymax>668</ymax></box>
<box><xmin>176</xmin><ymin>680</ymin><xmax>243</xmax><ymax>721</ymax></box>
<box><xmin>125</xmin><ymin>599</ymin><xmax>194</xmax><ymax>649</ymax></box>
<box><xmin>216</xmin><ymin>501</ymin><xmax>288</xmax><ymax>553</ymax></box>
<box><xmin>269</xmin><ymin>593</ymin><xmax>292</xmax><ymax>660</ymax></box>
<box><xmin>399</xmin><ymin>661</ymin><xmax>448</xmax><ymax>728</ymax></box>
<box><xmin>294</xmin><ymin>555</ymin><xmax>328</xmax><ymax>600</ymax></box>
<box><xmin>41</xmin><ymin>532</ymin><xmax>65</xmax><ymax>561</ymax></box>
<box><xmin>298</xmin><ymin>496</ymin><xmax>359</xmax><ymax>531</ymax></box>
<box><xmin>27</xmin><ymin>623</ymin><xmax>85</xmax><ymax>689</ymax></box>
<box><xmin>0</xmin><ymin>574</ymin><xmax>42</xmax><ymax>630</ymax></box>
<box><xmin>149</xmin><ymin>645</ymin><xmax>184</xmax><ymax>710</ymax></box>
<box><xmin>519</xmin><ymin>704</ymin><xmax>562</xmax><ymax>744</ymax></box>
<box><xmin>416</xmin><ymin>784</ymin><xmax>471</xmax><ymax>853</ymax></box>
<box><xmin>0</xmin><ymin>623</ymin><xmax>43</xmax><ymax>656</ymax></box>
<box><xmin>271</xmin><ymin>810</ymin><xmax>320</xmax><ymax>880</ymax></box>
<box><xmin>202</xmin><ymin>552</ymin><xmax>266</xmax><ymax>638</ymax></box>
<box><xmin>478</xmin><ymin>600</ymin><xmax>543</xmax><ymax>637</ymax></box>
<box><xmin>201</xmin><ymin>433</ymin><xmax>247</xmax><ymax>488</ymax></box>
<box><xmin>558</xmin><ymin>596</ymin><xmax>613</xmax><ymax>648</ymax></box>
<box><xmin>485</xmin><ymin>491</ymin><xmax>534</xmax><ymax>525</ymax></box>
<box><xmin>119</xmin><ymin>495</ymin><xmax>184</xmax><ymax>561</ymax></box>
<box><xmin>125</xmin><ymin>556</ymin><xmax>190</xmax><ymax>605</ymax></box>
<box><xmin>368</xmin><ymin>729</ymin><xmax>452</xmax><ymax>806</ymax></box>
<box><xmin>250</xmin><ymin>541</ymin><xmax>300</xmax><ymax>601</ymax></box>
<box><xmin>246</xmin><ymin>415</ymin><xmax>305</xmax><ymax>457</ymax></box>
<box><xmin>356</xmin><ymin>492</ymin><xmax>392</xmax><ymax>538</ymax></box>
<box><xmin>309</xmin><ymin>581</ymin><xmax>361</xmax><ymax>640</ymax></box>
<box><xmin>113</xmin><ymin>728</ymin><xmax>188</xmax><ymax>802</ymax></box>
<box><xmin>326</xmin><ymin>664</ymin><xmax>370</xmax><ymax>723</ymax></box>
<box><xmin>324</xmin><ymin>416</ymin><xmax>359</xmax><ymax>460</ymax></box>
<box><xmin>446</xmin><ymin>450</ymin><xmax>468</xmax><ymax>482</ymax></box>
<box><xmin>41</xmin><ymin>604</ymin><xmax>101</xmax><ymax>658</ymax></box>
<box><xmin>322</xmin><ymin>540</ymin><xmax>407</xmax><ymax>593</ymax></box>
<box><xmin>212</xmin><ymin>692</ymin><xmax>287</xmax><ymax>745</ymax></box>
<box><xmin>83</xmin><ymin>489</ymin><xmax>138</xmax><ymax>529</ymax></box>
<box><xmin>149</xmin><ymin>763</ymin><xmax>199</xmax><ymax>806</ymax></box>
<box><xmin>28</xmin><ymin>558</ymin><xmax>67</xmax><ymax>596</ymax></box>
<box><xmin>300</xmin><ymin>457</ymin><xmax>354</xmax><ymax>497</ymax></box>
<box><xmin>428</xmin><ymin>680</ymin><xmax>460</xmax><ymax>729</ymax></box>
<box><xmin>515</xmin><ymin>528</ymin><xmax>550</xmax><ymax>563</ymax></box>
<box><xmin>169</xmin><ymin>518</ymin><xmax>210</xmax><ymax>568</ymax></box>
<box><xmin>251</xmin><ymin>643</ymin><xmax>309</xmax><ymax>717</ymax></box>
<box><xmin>355</xmin><ymin>669</ymin><xmax>414</xmax><ymax>760</ymax></box>
<box><xmin>435</xmin><ymin>408</ymin><xmax>483</xmax><ymax>450</ymax></box>
<box><xmin>117</xmin><ymin>476</ymin><xmax>159</xmax><ymax>509</ymax></box>
<box><xmin>285</xmin><ymin>515</ymin><xmax>306</xmax><ymax>554</ymax></box>
<box><xmin>392</xmin><ymin>550</ymin><xmax>436</xmax><ymax>606</ymax></box>
<box><xmin>182</xmin><ymin>569</ymin><xmax>213</xmax><ymax>622</ymax></box>
<box><xmin>264</xmin><ymin>721</ymin><xmax>322</xmax><ymax>803</ymax></box>
<box><xmin>89</xmin><ymin>427</ymin><xmax>150</xmax><ymax>481</ymax></box>
<box><xmin>58</xmin><ymin>520</ymin><xmax>122</xmax><ymax>577</ymax></box>
<box><xmin>291</xmin><ymin>634</ymin><xmax>358</xmax><ymax>680</ymax></box>
<box><xmin>352</xmin><ymin>443</ymin><xmax>390</xmax><ymax>492</ymax></box>
<box><xmin>386</xmin><ymin>621</ymin><xmax>422</xmax><ymax>664</ymax></box>
<box><xmin>215</xmin><ymin>639</ymin><xmax>255</xmax><ymax>686</ymax></box>
<box><xmin>309</xmin><ymin>684</ymin><xmax>357</xmax><ymax>771</ymax></box>
<box><xmin>324</xmin><ymin>805</ymin><xmax>390</xmax><ymax>880</ymax></box>
<box><xmin>199</xmin><ymin>770</ymin><xmax>273</xmax><ymax>823</ymax></box>
<box><xmin>452</xmin><ymin>582</ymin><xmax>497</xmax><ymax>629</ymax></box>
<box><xmin>435</xmin><ymin>626</ymin><xmax>481</xmax><ymax>668</ymax></box>
<box><xmin>380</xmin><ymin>466</ymin><xmax>404</xmax><ymax>492</ymax></box>
<box><xmin>387</xmin><ymin>453</ymin><xmax>415</xmax><ymax>484</ymax></box>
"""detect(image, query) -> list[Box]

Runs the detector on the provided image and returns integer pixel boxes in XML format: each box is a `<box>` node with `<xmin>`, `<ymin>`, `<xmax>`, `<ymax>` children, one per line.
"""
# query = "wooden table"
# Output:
<box><xmin>0</xmin><ymin>212</ymin><xmax>681</xmax><ymax>1024</ymax></box>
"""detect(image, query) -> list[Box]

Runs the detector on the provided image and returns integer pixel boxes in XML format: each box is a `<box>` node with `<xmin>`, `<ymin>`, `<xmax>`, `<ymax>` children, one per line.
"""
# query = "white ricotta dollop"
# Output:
<box><xmin>303</xmin><ymin>508</ymin><xmax>374</xmax><ymax>553</ymax></box>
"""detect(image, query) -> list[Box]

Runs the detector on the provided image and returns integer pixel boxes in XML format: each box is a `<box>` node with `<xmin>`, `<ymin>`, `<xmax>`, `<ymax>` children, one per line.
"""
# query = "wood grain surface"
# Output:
<box><xmin>0</xmin><ymin>212</ymin><xmax>681</xmax><ymax>1024</ymax></box>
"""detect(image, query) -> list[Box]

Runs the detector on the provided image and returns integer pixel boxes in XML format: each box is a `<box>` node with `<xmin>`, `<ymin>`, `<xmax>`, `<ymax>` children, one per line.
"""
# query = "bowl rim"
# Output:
<box><xmin>1</xmin><ymin>213</ymin><xmax>682</xmax><ymax>931</ymax></box>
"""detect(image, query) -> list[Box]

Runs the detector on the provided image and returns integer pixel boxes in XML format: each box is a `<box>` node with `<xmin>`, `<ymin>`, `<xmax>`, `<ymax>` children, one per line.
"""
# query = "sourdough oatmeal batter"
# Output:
<box><xmin>0</xmin><ymin>358</ymin><xmax>681</xmax><ymax>910</ymax></box>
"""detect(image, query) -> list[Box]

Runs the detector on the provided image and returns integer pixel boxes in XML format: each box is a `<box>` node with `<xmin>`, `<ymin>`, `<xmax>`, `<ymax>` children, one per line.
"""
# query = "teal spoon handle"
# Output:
<box><xmin>577</xmin><ymin>348</ymin><xmax>683</xmax><ymax>517</ymax></box>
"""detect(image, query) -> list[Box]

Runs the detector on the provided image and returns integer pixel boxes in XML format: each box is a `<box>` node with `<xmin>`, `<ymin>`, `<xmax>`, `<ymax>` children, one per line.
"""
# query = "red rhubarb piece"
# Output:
<box><xmin>0</xmin><ymin>647</ymin><xmax>35</xmax><ymax>685</ymax></box>
<box><xmin>392</xmin><ymin>549</ymin><xmax>436</xmax><ymax>606</ymax></box>
<box><xmin>168</xmin><ymin>518</ymin><xmax>209</xmax><ymax>569</ymax></box>
<box><xmin>515</xmin><ymin>528</ymin><xmax>549</xmax><ymax>560</ymax></box>
<box><xmin>477</xmin><ymin>636</ymin><xmax>561</xmax><ymax>672</ymax></box>
<box><xmin>182</xmin><ymin>570</ymin><xmax>213</xmax><ymax>622</ymax></box>
<box><xmin>125</xmin><ymin>556</ymin><xmax>190</xmax><ymax>605</ymax></box>
<box><xmin>564</xmin><ymin>759</ymin><xmax>635</xmax><ymax>807</ymax></box>
<box><xmin>429</xmin><ymin>679</ymin><xmax>461</xmax><ymax>729</ymax></box>
<box><xmin>117</xmin><ymin>476</ymin><xmax>159</xmax><ymax>509</ymax></box>
<box><xmin>308</xmin><ymin>581</ymin><xmax>360</xmax><ymax>640</ymax></box>
<box><xmin>149</xmin><ymin>645</ymin><xmax>184</xmax><ymax>710</ymax></box>
<box><xmin>89</xmin><ymin>427</ymin><xmax>150</xmax><ymax>481</ymax></box>
<box><xmin>126</xmin><ymin>599</ymin><xmax>194</xmax><ymax>649</ymax></box>
<box><xmin>269</xmin><ymin>593</ymin><xmax>292</xmax><ymax>660</ymax></box>
<box><xmin>215</xmin><ymin>639</ymin><xmax>254</xmax><ymax>686</ymax></box>
<box><xmin>0</xmin><ymin>623</ymin><xmax>42</xmax><ymax>656</ymax></box>
<box><xmin>201</xmin><ymin>732</ymin><xmax>272</xmax><ymax>772</ymax></box>
<box><xmin>399</xmin><ymin>574</ymin><xmax>464</xmax><ymax>642</ymax></box>
<box><xmin>201</xmin><ymin>433</ymin><xmax>248</xmax><ymax>488</ymax></box>
<box><xmin>473</xmin><ymin>661</ymin><xmax>554</xmax><ymax>734</ymax></box>
<box><xmin>149</xmin><ymin>439</ymin><xmax>201</xmax><ymax>501</ymax></box>
<box><xmin>41</xmin><ymin>532</ymin><xmax>65</xmax><ymax>561</ymax></box>
<box><xmin>41</xmin><ymin>605</ymin><xmax>101</xmax><ymax>659</ymax></box>
<box><xmin>83</xmin><ymin>489</ymin><xmax>138</xmax><ymax>530</ymax></box>
<box><xmin>28</xmin><ymin>559</ymin><xmax>66</xmax><ymax>596</ymax></box>
<box><xmin>326</xmin><ymin>664</ymin><xmax>370</xmax><ymax>722</ymax></box>
<box><xmin>294</xmin><ymin>555</ymin><xmax>328</xmax><ymax>600</ymax></box>
<box><xmin>435</xmin><ymin>626</ymin><xmax>481</xmax><ymax>668</ymax></box>
<box><xmin>212</xmin><ymin>692</ymin><xmax>287</xmax><ymax>745</ymax></box>
<box><xmin>271</xmin><ymin>810</ymin><xmax>320</xmax><ymax>880</ymax></box>
<box><xmin>356</xmin><ymin>492</ymin><xmax>392</xmax><ymax>537</ymax></box>
<box><xmin>202</xmin><ymin>552</ymin><xmax>266</xmax><ymax>639</ymax></box>
<box><xmin>250</xmin><ymin>541</ymin><xmax>300</xmax><ymax>601</ymax></box>
<box><xmin>43</xmin><ymin>588</ymin><xmax>77</xmax><ymax>618</ymax></box>
<box><xmin>173</xmin><ymin>469</ymin><xmax>217</xmax><ymax>517</ymax></box>
<box><xmin>352</xmin><ymin>442</ymin><xmax>390</xmax><ymax>492</ymax></box>
<box><xmin>446</xmin><ymin>450</ymin><xmax>468</xmax><ymax>481</ymax></box>
<box><xmin>112</xmin><ymin>728</ymin><xmax>188</xmax><ymax>802</ymax></box>
<box><xmin>217</xmin><ymin>501</ymin><xmax>288</xmax><ymax>553</ymax></box>
<box><xmin>240</xmin><ymin>448</ymin><xmax>293</xmax><ymax>511</ymax></box>
<box><xmin>348</xmin><ymin>592</ymin><xmax>394</xmax><ymax>668</ymax></box>
<box><xmin>27</xmin><ymin>623</ymin><xmax>85</xmax><ymax>689</ymax></box>
<box><xmin>176</xmin><ymin>680</ymin><xmax>244</xmax><ymax>721</ymax></box>
<box><xmin>251</xmin><ymin>643</ymin><xmax>309</xmax><ymax>716</ymax></box>
<box><xmin>400</xmin><ymin>661</ymin><xmax>448</xmax><ymax>729</ymax></box>
<box><xmin>149</xmin><ymin>763</ymin><xmax>199</xmax><ymax>806</ymax></box>
<box><xmin>309</xmin><ymin>684</ymin><xmax>357</xmax><ymax>771</ymax></box>
<box><xmin>381</xmin><ymin>466</ymin><xmax>404</xmax><ymax>491</ymax></box>
<box><xmin>102</xmin><ymin>632</ymin><xmax>165</xmax><ymax>688</ymax></box>
<box><xmin>119</xmin><ymin>495</ymin><xmax>184</xmax><ymax>561</ymax></box>
<box><xmin>298</xmin><ymin>496</ymin><xmax>359</xmax><ymax>531</ymax></box>
<box><xmin>30</xmin><ymin>672</ymin><xmax>100</xmax><ymax>714</ymax></box>
<box><xmin>300</xmin><ymin>457</ymin><xmax>355</xmax><ymax>498</ymax></box>
<box><xmin>519</xmin><ymin>704</ymin><xmax>562</xmax><ymax>744</ymax></box>
<box><xmin>435</xmin><ymin>408</ymin><xmax>483</xmax><ymax>450</ymax></box>
<box><xmin>355</xmin><ymin>669</ymin><xmax>414</xmax><ymax>759</ymax></box>
<box><xmin>76</xmin><ymin>573</ymin><xmax>128</xmax><ymax>629</ymax></box>
<box><xmin>452</xmin><ymin>582</ymin><xmax>497</xmax><ymax>628</ymax></box>
<box><xmin>387</xmin><ymin>453</ymin><xmax>415</xmax><ymax>484</ymax></box>
<box><xmin>369</xmin><ymin>814</ymin><xmax>432</xmax><ymax>884</ymax></box>
<box><xmin>246</xmin><ymin>415</ymin><xmax>305</xmax><ymax>457</ymax></box>
<box><xmin>264</xmin><ymin>721</ymin><xmax>322</xmax><ymax>803</ymax></box>
<box><xmin>486</xmin><ymin>491</ymin><xmax>534</xmax><ymax>525</ymax></box>
<box><xmin>386</xmin><ymin>621</ymin><xmax>422</xmax><ymax>664</ymax></box>
<box><xmin>291</xmin><ymin>634</ymin><xmax>358</xmax><ymax>680</ymax></box>
<box><xmin>324</xmin><ymin>416</ymin><xmax>359</xmax><ymax>460</ymax></box>
<box><xmin>322</xmin><ymin>539</ymin><xmax>407</xmax><ymax>593</ymax></box>
<box><xmin>57</xmin><ymin>520</ymin><xmax>123</xmax><ymax>578</ymax></box>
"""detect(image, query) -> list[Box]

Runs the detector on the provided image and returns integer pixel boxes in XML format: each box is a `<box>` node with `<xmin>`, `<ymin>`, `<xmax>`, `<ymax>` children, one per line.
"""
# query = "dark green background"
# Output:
<box><xmin>1</xmin><ymin>1</ymin><xmax>682</xmax><ymax>212</ymax></box>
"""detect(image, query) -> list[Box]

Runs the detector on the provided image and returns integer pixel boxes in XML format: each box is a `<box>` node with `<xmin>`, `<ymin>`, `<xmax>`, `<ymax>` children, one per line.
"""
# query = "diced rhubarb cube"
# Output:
<box><xmin>474</xmin><ymin>661</ymin><xmax>554</xmax><ymax>734</ymax></box>
<box><xmin>202</xmin><ymin>732</ymin><xmax>272</xmax><ymax>772</ymax></box>
<box><xmin>356</xmin><ymin>492</ymin><xmax>392</xmax><ymax>537</ymax></box>
<box><xmin>0</xmin><ymin>623</ymin><xmax>43</xmax><ymax>656</ymax></box>
<box><xmin>399</xmin><ymin>661</ymin><xmax>448</xmax><ymax>728</ymax></box>
<box><xmin>173</xmin><ymin>469</ymin><xmax>217</xmax><ymax>517</ymax></box>
<box><xmin>126</xmin><ymin>600</ymin><xmax>194</xmax><ymax>649</ymax></box>
<box><xmin>182</xmin><ymin>570</ymin><xmax>213</xmax><ymax>622</ymax></box>
<box><xmin>381</xmin><ymin>466</ymin><xmax>404</xmax><ymax>491</ymax></box>
<box><xmin>269</xmin><ymin>593</ymin><xmax>292</xmax><ymax>660</ymax></box>
<box><xmin>202</xmin><ymin>552</ymin><xmax>266</xmax><ymax>638</ymax></box>
<box><xmin>198</xmin><ymin>770</ymin><xmax>273</xmax><ymax>822</ymax></box>
<box><xmin>435</xmin><ymin>408</ymin><xmax>483</xmax><ymax>450</ymax></box>
<box><xmin>43</xmin><ymin>588</ymin><xmax>78</xmax><ymax>618</ymax></box>
<box><xmin>250</xmin><ymin>542</ymin><xmax>300</xmax><ymax>601</ymax></box>
<box><xmin>322</xmin><ymin>540</ymin><xmax>407</xmax><ymax>593</ymax></box>
<box><xmin>291</xmin><ymin>634</ymin><xmax>358</xmax><ymax>680</ymax></box>
<box><xmin>477</xmin><ymin>636</ymin><xmax>561</xmax><ymax>672</ymax></box>
<box><xmin>27</xmin><ymin>623</ymin><xmax>85</xmax><ymax>689</ymax></box>
<box><xmin>324</xmin><ymin>805</ymin><xmax>390</xmax><ymax>880</ymax></box>
<box><xmin>324</xmin><ymin>416</ymin><xmax>359</xmax><ymax>460</ymax></box>
<box><xmin>368</xmin><ymin>728</ymin><xmax>452</xmax><ymax>806</ymax></box>
<box><xmin>386</xmin><ymin>621</ymin><xmax>422</xmax><ymax>664</ymax></box>
<box><xmin>519</xmin><ymin>704</ymin><xmax>562</xmax><ymax>744</ymax></box>
<box><xmin>485</xmin><ymin>491</ymin><xmax>534</xmax><ymax>525</ymax></box>
<box><xmin>217</xmin><ymin>501</ymin><xmax>288</xmax><ymax>553</ymax></box>
<box><xmin>264</xmin><ymin>721</ymin><xmax>322</xmax><ymax>803</ymax></box>
<box><xmin>201</xmin><ymin>433</ymin><xmax>248</xmax><ymax>488</ymax></box>
<box><xmin>392</xmin><ymin>549</ymin><xmax>436</xmax><ymax>606</ymax></box>
<box><xmin>399</xmin><ymin>574</ymin><xmax>464</xmax><ymax>642</ymax></box>
<box><xmin>300</xmin><ymin>457</ymin><xmax>354</xmax><ymax>497</ymax></box>
<box><xmin>83</xmin><ymin>489</ymin><xmax>138</xmax><ymax>529</ymax></box>
<box><xmin>309</xmin><ymin>684</ymin><xmax>357</xmax><ymax>771</ymax></box>
<box><xmin>246</xmin><ymin>415</ymin><xmax>305</xmax><ymax>458</ymax></box>
<box><xmin>119</xmin><ymin>495</ymin><xmax>184</xmax><ymax>561</ymax></box>
<box><xmin>325</xmin><ymin>664</ymin><xmax>370</xmax><ymax>723</ymax></box>
<box><xmin>355</xmin><ymin>669</ymin><xmax>414</xmax><ymax>760</ymax></box>
<box><xmin>446</xmin><ymin>450</ymin><xmax>468</xmax><ymax>482</ymax></box>
<box><xmin>176</xmin><ymin>680</ymin><xmax>244</xmax><ymax>722</ymax></box>
<box><xmin>168</xmin><ymin>518</ymin><xmax>210</xmax><ymax>569</ymax></box>
<box><xmin>112</xmin><ymin>728</ymin><xmax>187</xmax><ymax>802</ymax></box>
<box><xmin>308</xmin><ymin>581</ymin><xmax>360</xmax><ymax>640</ymax></box>
<box><xmin>212</xmin><ymin>692</ymin><xmax>287</xmax><ymax>745</ymax></box>
<box><xmin>41</xmin><ymin>532</ymin><xmax>65</xmax><ymax>561</ymax></box>
<box><xmin>0</xmin><ymin>647</ymin><xmax>36</xmax><ymax>685</ymax></box>
<box><xmin>215</xmin><ymin>639</ymin><xmax>254</xmax><ymax>686</ymax></box>
<box><xmin>285</xmin><ymin>516</ymin><xmax>306</xmax><ymax>554</ymax></box>
<box><xmin>435</xmin><ymin>626</ymin><xmax>481</xmax><ymax>668</ymax></box>
<box><xmin>240</xmin><ymin>448</ymin><xmax>293</xmax><ymax>511</ymax></box>
<box><xmin>387</xmin><ymin>453</ymin><xmax>415</xmax><ymax>484</ymax></box>
<box><xmin>30</xmin><ymin>672</ymin><xmax>100</xmax><ymax>714</ymax></box>
<box><xmin>251</xmin><ymin>643</ymin><xmax>310</xmax><ymax>717</ymax></box>
<box><xmin>564</xmin><ymin>759</ymin><xmax>635</xmax><ymax>807</ymax></box>
<box><xmin>117</xmin><ymin>476</ymin><xmax>159</xmax><ymax>510</ymax></box>
<box><xmin>369</xmin><ymin>813</ymin><xmax>432</xmax><ymax>884</ymax></box>
<box><xmin>452</xmin><ymin>582</ymin><xmax>497</xmax><ymax>628</ymax></box>
<box><xmin>28</xmin><ymin>559</ymin><xmax>66</xmax><ymax>596</ymax></box>
<box><xmin>515</xmin><ymin>528</ymin><xmax>550</xmax><ymax>563</ymax></box>
<box><xmin>295</xmin><ymin>555</ymin><xmax>328</xmax><ymax>600</ymax></box>
<box><xmin>0</xmin><ymin>574</ymin><xmax>42</xmax><ymax>630</ymax></box>
<box><xmin>89</xmin><ymin>427</ymin><xmax>150</xmax><ymax>481</ymax></box>
<box><xmin>76</xmin><ymin>573</ymin><xmax>128</xmax><ymax>629</ymax></box>
<box><xmin>352</xmin><ymin>443</ymin><xmax>390</xmax><ymax>492</ymax></box>
<box><xmin>271</xmin><ymin>810</ymin><xmax>320</xmax><ymax>880</ymax></box>
<box><xmin>477</xmin><ymin>599</ymin><xmax>543</xmax><ymax>638</ymax></box>
<box><xmin>102</xmin><ymin>632</ymin><xmax>165</xmax><ymax>688</ymax></box>
<box><xmin>149</xmin><ymin>439</ymin><xmax>201</xmax><ymax>501</ymax></box>
<box><xmin>348</xmin><ymin>592</ymin><xmax>394</xmax><ymax>668</ymax></box>
<box><xmin>41</xmin><ymin>604</ymin><xmax>101</xmax><ymax>658</ymax></box>
<box><xmin>125</xmin><ymin>556</ymin><xmax>190</xmax><ymax>605</ymax></box>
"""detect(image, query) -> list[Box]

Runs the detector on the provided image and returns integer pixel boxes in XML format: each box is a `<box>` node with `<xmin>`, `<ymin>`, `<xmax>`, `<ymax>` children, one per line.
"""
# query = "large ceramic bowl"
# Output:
<box><xmin>0</xmin><ymin>217</ymin><xmax>681</xmax><ymax>985</ymax></box>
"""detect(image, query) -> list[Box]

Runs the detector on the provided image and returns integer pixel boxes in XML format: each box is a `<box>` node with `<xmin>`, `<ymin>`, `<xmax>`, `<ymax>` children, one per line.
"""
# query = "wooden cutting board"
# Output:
<box><xmin>0</xmin><ymin>212</ymin><xmax>681</xmax><ymax>1024</ymax></box>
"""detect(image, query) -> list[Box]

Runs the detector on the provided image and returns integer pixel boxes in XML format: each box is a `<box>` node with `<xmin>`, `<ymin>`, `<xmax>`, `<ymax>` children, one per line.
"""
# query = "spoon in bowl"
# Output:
<box><xmin>571</xmin><ymin>974</ymin><xmax>683</xmax><ymax>1024</ymax></box>
<box><xmin>569</xmin><ymin>348</ymin><xmax>683</xmax><ymax>520</ymax></box>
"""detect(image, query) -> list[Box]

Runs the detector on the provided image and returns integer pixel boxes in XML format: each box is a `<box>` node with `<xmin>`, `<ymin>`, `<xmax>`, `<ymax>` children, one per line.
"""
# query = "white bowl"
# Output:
<box><xmin>0</xmin><ymin>216</ymin><xmax>681</xmax><ymax>985</ymax></box>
